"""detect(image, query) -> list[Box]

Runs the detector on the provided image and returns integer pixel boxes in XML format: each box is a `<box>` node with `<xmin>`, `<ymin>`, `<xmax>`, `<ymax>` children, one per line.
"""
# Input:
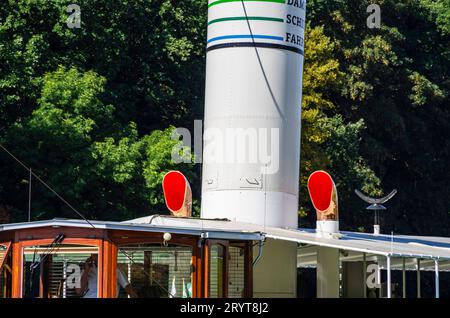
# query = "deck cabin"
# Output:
<box><xmin>0</xmin><ymin>217</ymin><xmax>258</xmax><ymax>298</ymax></box>
<box><xmin>1</xmin><ymin>215</ymin><xmax>449</xmax><ymax>298</ymax></box>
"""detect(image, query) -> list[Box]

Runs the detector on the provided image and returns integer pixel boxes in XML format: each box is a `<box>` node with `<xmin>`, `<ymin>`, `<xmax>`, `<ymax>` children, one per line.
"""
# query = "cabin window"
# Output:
<box><xmin>209</xmin><ymin>243</ymin><xmax>227</xmax><ymax>298</ymax></box>
<box><xmin>228</xmin><ymin>244</ymin><xmax>245</xmax><ymax>298</ymax></box>
<box><xmin>117</xmin><ymin>244</ymin><xmax>193</xmax><ymax>298</ymax></box>
<box><xmin>22</xmin><ymin>245</ymin><xmax>99</xmax><ymax>298</ymax></box>
<box><xmin>0</xmin><ymin>243</ymin><xmax>12</xmax><ymax>298</ymax></box>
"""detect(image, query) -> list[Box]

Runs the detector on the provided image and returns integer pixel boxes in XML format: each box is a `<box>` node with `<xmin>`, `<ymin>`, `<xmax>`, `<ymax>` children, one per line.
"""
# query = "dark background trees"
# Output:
<box><xmin>303</xmin><ymin>0</ymin><xmax>450</xmax><ymax>236</ymax></box>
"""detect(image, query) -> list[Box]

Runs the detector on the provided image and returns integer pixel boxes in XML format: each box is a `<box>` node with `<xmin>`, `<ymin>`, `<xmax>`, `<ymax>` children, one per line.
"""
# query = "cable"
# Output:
<box><xmin>0</xmin><ymin>144</ymin><xmax>96</xmax><ymax>228</ymax></box>
<box><xmin>1</xmin><ymin>143</ymin><xmax>179</xmax><ymax>297</ymax></box>
<box><xmin>29</xmin><ymin>234</ymin><xmax>65</xmax><ymax>271</ymax></box>
<box><xmin>28</xmin><ymin>234</ymin><xmax>65</xmax><ymax>296</ymax></box>
<box><xmin>239</xmin><ymin>0</ymin><xmax>285</xmax><ymax>120</ymax></box>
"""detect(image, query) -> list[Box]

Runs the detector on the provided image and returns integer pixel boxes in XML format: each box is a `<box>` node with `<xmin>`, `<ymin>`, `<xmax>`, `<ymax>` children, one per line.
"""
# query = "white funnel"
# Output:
<box><xmin>201</xmin><ymin>0</ymin><xmax>307</xmax><ymax>229</ymax></box>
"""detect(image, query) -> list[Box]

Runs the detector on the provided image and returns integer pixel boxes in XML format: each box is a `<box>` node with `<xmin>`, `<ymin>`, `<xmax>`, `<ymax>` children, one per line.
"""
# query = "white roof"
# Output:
<box><xmin>265</xmin><ymin>227</ymin><xmax>450</xmax><ymax>260</ymax></box>
<box><xmin>2</xmin><ymin>215</ymin><xmax>450</xmax><ymax>270</ymax></box>
<box><xmin>0</xmin><ymin>217</ymin><xmax>262</xmax><ymax>241</ymax></box>
<box><xmin>129</xmin><ymin>216</ymin><xmax>450</xmax><ymax>267</ymax></box>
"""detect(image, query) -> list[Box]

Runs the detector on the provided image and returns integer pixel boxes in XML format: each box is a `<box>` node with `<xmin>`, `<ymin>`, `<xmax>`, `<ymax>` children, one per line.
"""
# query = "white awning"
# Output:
<box><xmin>128</xmin><ymin>215</ymin><xmax>450</xmax><ymax>269</ymax></box>
<box><xmin>0</xmin><ymin>217</ymin><xmax>263</xmax><ymax>242</ymax></box>
<box><xmin>2</xmin><ymin>215</ymin><xmax>450</xmax><ymax>271</ymax></box>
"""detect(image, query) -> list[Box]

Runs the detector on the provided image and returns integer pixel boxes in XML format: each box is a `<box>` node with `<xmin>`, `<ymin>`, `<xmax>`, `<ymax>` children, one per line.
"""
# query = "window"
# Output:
<box><xmin>228</xmin><ymin>245</ymin><xmax>245</xmax><ymax>298</ymax></box>
<box><xmin>0</xmin><ymin>243</ymin><xmax>12</xmax><ymax>298</ymax></box>
<box><xmin>209</xmin><ymin>243</ymin><xmax>226</xmax><ymax>298</ymax></box>
<box><xmin>117</xmin><ymin>244</ymin><xmax>193</xmax><ymax>298</ymax></box>
<box><xmin>22</xmin><ymin>245</ymin><xmax>98</xmax><ymax>298</ymax></box>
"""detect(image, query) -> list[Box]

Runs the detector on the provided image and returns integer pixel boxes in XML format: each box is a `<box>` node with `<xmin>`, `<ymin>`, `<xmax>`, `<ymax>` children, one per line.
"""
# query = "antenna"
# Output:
<box><xmin>354</xmin><ymin>189</ymin><xmax>397</xmax><ymax>235</ymax></box>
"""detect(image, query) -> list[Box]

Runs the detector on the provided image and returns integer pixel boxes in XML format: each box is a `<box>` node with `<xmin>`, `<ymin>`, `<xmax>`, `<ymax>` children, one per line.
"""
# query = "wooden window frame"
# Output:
<box><xmin>107</xmin><ymin>230</ymin><xmax>201</xmax><ymax>298</ymax></box>
<box><xmin>205</xmin><ymin>240</ymin><xmax>229</xmax><ymax>298</ymax></box>
<box><xmin>16</xmin><ymin>238</ymin><xmax>103</xmax><ymax>298</ymax></box>
<box><xmin>244</xmin><ymin>241</ymin><xmax>253</xmax><ymax>298</ymax></box>
<box><xmin>228</xmin><ymin>241</ymin><xmax>253</xmax><ymax>298</ymax></box>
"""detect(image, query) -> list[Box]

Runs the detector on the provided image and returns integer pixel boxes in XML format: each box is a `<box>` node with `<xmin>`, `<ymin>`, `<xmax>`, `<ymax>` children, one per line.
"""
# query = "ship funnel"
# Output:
<box><xmin>200</xmin><ymin>0</ymin><xmax>307</xmax><ymax>228</ymax></box>
<box><xmin>162</xmin><ymin>171</ymin><xmax>192</xmax><ymax>218</ymax></box>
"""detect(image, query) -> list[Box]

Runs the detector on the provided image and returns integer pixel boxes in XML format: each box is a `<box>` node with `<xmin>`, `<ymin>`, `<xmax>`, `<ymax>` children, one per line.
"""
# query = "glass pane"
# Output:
<box><xmin>228</xmin><ymin>245</ymin><xmax>245</xmax><ymax>298</ymax></box>
<box><xmin>23</xmin><ymin>245</ymin><xmax>98</xmax><ymax>298</ymax></box>
<box><xmin>117</xmin><ymin>244</ymin><xmax>192</xmax><ymax>298</ymax></box>
<box><xmin>209</xmin><ymin>244</ymin><xmax>225</xmax><ymax>298</ymax></box>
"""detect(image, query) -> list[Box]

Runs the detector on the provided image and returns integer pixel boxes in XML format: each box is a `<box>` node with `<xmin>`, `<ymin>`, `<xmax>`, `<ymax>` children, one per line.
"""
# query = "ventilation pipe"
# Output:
<box><xmin>162</xmin><ymin>171</ymin><xmax>193</xmax><ymax>217</ymax></box>
<box><xmin>307</xmin><ymin>171</ymin><xmax>340</xmax><ymax>239</ymax></box>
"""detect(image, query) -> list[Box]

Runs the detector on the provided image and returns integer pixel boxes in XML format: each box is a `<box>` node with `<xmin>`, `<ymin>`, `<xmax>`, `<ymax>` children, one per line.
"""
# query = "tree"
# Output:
<box><xmin>0</xmin><ymin>0</ymin><xmax>205</xmax><ymax>222</ymax></box>
<box><xmin>307</xmin><ymin>0</ymin><xmax>450</xmax><ymax>235</ymax></box>
<box><xmin>1</xmin><ymin>66</ymin><xmax>197</xmax><ymax>221</ymax></box>
<box><xmin>1</xmin><ymin>0</ymin><xmax>449</xmax><ymax>237</ymax></box>
<box><xmin>300</xmin><ymin>24</ymin><xmax>380</xmax><ymax>228</ymax></box>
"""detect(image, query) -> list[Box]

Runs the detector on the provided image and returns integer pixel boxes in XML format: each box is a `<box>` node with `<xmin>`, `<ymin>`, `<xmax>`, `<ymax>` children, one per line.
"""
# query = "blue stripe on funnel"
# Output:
<box><xmin>207</xmin><ymin>34</ymin><xmax>284</xmax><ymax>43</ymax></box>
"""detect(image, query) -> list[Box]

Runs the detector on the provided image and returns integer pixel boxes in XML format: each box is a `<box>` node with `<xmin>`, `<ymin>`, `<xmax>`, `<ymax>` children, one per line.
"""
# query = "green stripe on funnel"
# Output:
<box><xmin>209</xmin><ymin>0</ymin><xmax>285</xmax><ymax>9</ymax></box>
<box><xmin>208</xmin><ymin>16</ymin><xmax>284</xmax><ymax>25</ymax></box>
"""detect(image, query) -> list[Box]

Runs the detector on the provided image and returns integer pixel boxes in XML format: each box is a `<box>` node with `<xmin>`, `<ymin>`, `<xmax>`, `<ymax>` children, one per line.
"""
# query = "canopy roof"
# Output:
<box><xmin>2</xmin><ymin>215</ymin><xmax>450</xmax><ymax>271</ymax></box>
<box><xmin>0</xmin><ymin>217</ymin><xmax>263</xmax><ymax>241</ymax></box>
<box><xmin>129</xmin><ymin>215</ymin><xmax>450</xmax><ymax>271</ymax></box>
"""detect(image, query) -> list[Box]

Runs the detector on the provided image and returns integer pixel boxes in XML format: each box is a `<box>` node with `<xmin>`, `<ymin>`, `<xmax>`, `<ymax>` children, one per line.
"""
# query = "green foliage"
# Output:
<box><xmin>408</xmin><ymin>71</ymin><xmax>446</xmax><ymax>107</ymax></box>
<box><xmin>300</xmin><ymin>23</ymin><xmax>380</xmax><ymax>227</ymax></box>
<box><xmin>420</xmin><ymin>0</ymin><xmax>450</xmax><ymax>35</ymax></box>
<box><xmin>142</xmin><ymin>127</ymin><xmax>197</xmax><ymax>209</ymax></box>
<box><xmin>0</xmin><ymin>65</ymin><xmax>197</xmax><ymax>221</ymax></box>
<box><xmin>307</xmin><ymin>0</ymin><xmax>450</xmax><ymax>235</ymax></box>
<box><xmin>0</xmin><ymin>0</ymin><xmax>207</xmax><ymax>135</ymax></box>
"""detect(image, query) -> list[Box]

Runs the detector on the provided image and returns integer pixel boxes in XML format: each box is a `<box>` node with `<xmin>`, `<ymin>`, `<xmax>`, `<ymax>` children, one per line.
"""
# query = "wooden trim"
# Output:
<box><xmin>14</xmin><ymin>227</ymin><xmax>105</xmax><ymax>242</ymax></box>
<box><xmin>223</xmin><ymin>243</ymin><xmax>229</xmax><ymax>298</ymax></box>
<box><xmin>110</xmin><ymin>242</ymin><xmax>118</xmax><ymax>298</ymax></box>
<box><xmin>98</xmin><ymin>240</ymin><xmax>108</xmax><ymax>298</ymax></box>
<box><xmin>203</xmin><ymin>241</ymin><xmax>209</xmax><ymax>298</ymax></box>
<box><xmin>19</xmin><ymin>238</ymin><xmax>101</xmax><ymax>248</ymax></box>
<box><xmin>0</xmin><ymin>242</ymin><xmax>11</xmax><ymax>270</ymax></box>
<box><xmin>192</xmin><ymin>239</ymin><xmax>203</xmax><ymax>298</ymax></box>
<box><xmin>11</xmin><ymin>242</ymin><xmax>22</xmax><ymax>298</ymax></box>
<box><xmin>0</xmin><ymin>233</ymin><xmax>14</xmax><ymax>243</ymax></box>
<box><xmin>96</xmin><ymin>241</ymin><xmax>104</xmax><ymax>298</ymax></box>
<box><xmin>14</xmin><ymin>238</ymin><xmax>102</xmax><ymax>298</ymax></box>
<box><xmin>244</xmin><ymin>241</ymin><xmax>253</xmax><ymax>298</ymax></box>
<box><xmin>101</xmin><ymin>239</ymin><xmax>118</xmax><ymax>298</ymax></box>
<box><xmin>108</xmin><ymin>230</ymin><xmax>196</xmax><ymax>246</ymax></box>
